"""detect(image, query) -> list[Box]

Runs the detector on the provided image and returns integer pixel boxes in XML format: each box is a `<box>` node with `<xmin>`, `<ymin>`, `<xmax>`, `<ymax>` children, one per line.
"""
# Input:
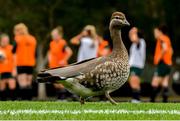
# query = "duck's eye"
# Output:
<box><xmin>114</xmin><ymin>16</ymin><xmax>124</xmax><ymax>20</ymax></box>
<box><xmin>115</xmin><ymin>16</ymin><xmax>120</xmax><ymax>19</ymax></box>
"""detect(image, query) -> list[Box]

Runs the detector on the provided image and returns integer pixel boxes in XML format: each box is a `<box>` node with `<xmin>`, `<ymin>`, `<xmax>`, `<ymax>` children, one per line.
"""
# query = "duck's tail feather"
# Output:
<box><xmin>37</xmin><ymin>72</ymin><xmax>67</xmax><ymax>83</ymax></box>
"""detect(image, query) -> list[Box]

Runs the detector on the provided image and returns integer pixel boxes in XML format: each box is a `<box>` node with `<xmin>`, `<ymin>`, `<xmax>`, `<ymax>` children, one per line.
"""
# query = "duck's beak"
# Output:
<box><xmin>124</xmin><ymin>19</ymin><xmax>130</xmax><ymax>26</ymax></box>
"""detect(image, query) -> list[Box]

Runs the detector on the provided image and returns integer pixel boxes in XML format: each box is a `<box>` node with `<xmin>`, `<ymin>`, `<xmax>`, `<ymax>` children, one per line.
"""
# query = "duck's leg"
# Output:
<box><xmin>80</xmin><ymin>96</ymin><xmax>85</xmax><ymax>105</ymax></box>
<box><xmin>105</xmin><ymin>91</ymin><xmax>117</xmax><ymax>105</ymax></box>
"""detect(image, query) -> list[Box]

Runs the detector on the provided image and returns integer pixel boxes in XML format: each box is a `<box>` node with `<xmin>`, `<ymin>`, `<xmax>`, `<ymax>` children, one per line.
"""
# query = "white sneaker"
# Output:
<box><xmin>131</xmin><ymin>99</ymin><xmax>141</xmax><ymax>103</ymax></box>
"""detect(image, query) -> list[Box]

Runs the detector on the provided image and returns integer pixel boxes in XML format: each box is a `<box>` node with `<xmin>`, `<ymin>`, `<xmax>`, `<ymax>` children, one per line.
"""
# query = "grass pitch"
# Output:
<box><xmin>0</xmin><ymin>101</ymin><xmax>180</xmax><ymax>120</ymax></box>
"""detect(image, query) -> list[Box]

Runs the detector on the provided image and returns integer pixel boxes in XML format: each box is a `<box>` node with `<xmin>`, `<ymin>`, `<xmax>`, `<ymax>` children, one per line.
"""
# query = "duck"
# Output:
<box><xmin>37</xmin><ymin>11</ymin><xmax>130</xmax><ymax>104</ymax></box>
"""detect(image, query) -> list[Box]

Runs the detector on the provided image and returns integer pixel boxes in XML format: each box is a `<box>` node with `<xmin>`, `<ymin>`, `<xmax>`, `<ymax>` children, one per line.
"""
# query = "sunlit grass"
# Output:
<box><xmin>0</xmin><ymin>101</ymin><xmax>179</xmax><ymax>120</ymax></box>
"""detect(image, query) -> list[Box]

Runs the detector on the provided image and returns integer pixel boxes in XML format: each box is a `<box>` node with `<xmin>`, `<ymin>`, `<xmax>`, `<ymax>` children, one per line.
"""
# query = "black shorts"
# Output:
<box><xmin>17</xmin><ymin>66</ymin><xmax>34</xmax><ymax>74</ymax></box>
<box><xmin>130</xmin><ymin>67</ymin><xmax>143</xmax><ymax>77</ymax></box>
<box><xmin>154</xmin><ymin>61</ymin><xmax>171</xmax><ymax>77</ymax></box>
<box><xmin>0</xmin><ymin>72</ymin><xmax>13</xmax><ymax>80</ymax></box>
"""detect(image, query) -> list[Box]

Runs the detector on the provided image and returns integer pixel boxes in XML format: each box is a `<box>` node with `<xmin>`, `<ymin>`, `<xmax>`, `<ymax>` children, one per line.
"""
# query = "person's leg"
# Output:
<box><xmin>0</xmin><ymin>79</ymin><xmax>6</xmax><ymax>90</ymax></box>
<box><xmin>54</xmin><ymin>84</ymin><xmax>67</xmax><ymax>100</ymax></box>
<box><xmin>26</xmin><ymin>74</ymin><xmax>33</xmax><ymax>100</ymax></box>
<box><xmin>27</xmin><ymin>74</ymin><xmax>33</xmax><ymax>86</ymax></box>
<box><xmin>17</xmin><ymin>73</ymin><xmax>28</xmax><ymax>100</ymax></box>
<box><xmin>7</xmin><ymin>78</ymin><xmax>16</xmax><ymax>100</ymax></box>
<box><xmin>129</xmin><ymin>75</ymin><xmax>141</xmax><ymax>101</ymax></box>
<box><xmin>150</xmin><ymin>76</ymin><xmax>162</xmax><ymax>102</ymax></box>
<box><xmin>0</xmin><ymin>79</ymin><xmax>7</xmax><ymax>100</ymax></box>
<box><xmin>8</xmin><ymin>78</ymin><xmax>16</xmax><ymax>90</ymax></box>
<box><xmin>161</xmin><ymin>76</ymin><xmax>169</xmax><ymax>102</ymax></box>
<box><xmin>17</xmin><ymin>74</ymin><xmax>28</xmax><ymax>88</ymax></box>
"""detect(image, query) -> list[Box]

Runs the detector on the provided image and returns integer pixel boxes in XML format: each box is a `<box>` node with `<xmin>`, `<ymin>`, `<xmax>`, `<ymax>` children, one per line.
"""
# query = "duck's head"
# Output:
<box><xmin>109</xmin><ymin>12</ymin><xmax>130</xmax><ymax>29</ymax></box>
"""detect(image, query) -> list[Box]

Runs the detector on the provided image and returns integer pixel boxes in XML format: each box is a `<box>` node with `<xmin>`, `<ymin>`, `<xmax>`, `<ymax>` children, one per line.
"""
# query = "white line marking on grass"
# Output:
<box><xmin>0</xmin><ymin>109</ymin><xmax>180</xmax><ymax>115</ymax></box>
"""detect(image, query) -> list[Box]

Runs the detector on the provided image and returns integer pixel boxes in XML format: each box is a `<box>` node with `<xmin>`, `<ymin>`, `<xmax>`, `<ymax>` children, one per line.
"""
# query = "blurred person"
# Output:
<box><xmin>128</xmin><ymin>27</ymin><xmax>146</xmax><ymax>103</ymax></box>
<box><xmin>97</xmin><ymin>36</ymin><xmax>111</xmax><ymax>57</ymax></box>
<box><xmin>150</xmin><ymin>25</ymin><xmax>173</xmax><ymax>102</ymax></box>
<box><xmin>71</xmin><ymin>28</ymin><xmax>110</xmax><ymax>102</ymax></box>
<box><xmin>0</xmin><ymin>33</ymin><xmax>16</xmax><ymax>100</ymax></box>
<box><xmin>48</xmin><ymin>26</ymin><xmax>72</xmax><ymax>100</ymax></box>
<box><xmin>13</xmin><ymin>23</ymin><xmax>37</xmax><ymax>100</ymax></box>
<box><xmin>71</xmin><ymin>25</ymin><xmax>98</xmax><ymax>62</ymax></box>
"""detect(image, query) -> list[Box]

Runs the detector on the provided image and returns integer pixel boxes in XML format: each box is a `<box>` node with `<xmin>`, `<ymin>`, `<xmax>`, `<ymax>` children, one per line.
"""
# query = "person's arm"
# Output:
<box><xmin>154</xmin><ymin>40</ymin><xmax>167</xmax><ymax>65</ymax></box>
<box><xmin>12</xmin><ymin>40</ymin><xmax>17</xmax><ymax>54</ymax></box>
<box><xmin>12</xmin><ymin>54</ymin><xmax>17</xmax><ymax>77</ymax></box>
<box><xmin>139</xmin><ymin>40</ymin><xmax>146</xmax><ymax>62</ymax></box>
<box><xmin>158</xmin><ymin>40</ymin><xmax>167</xmax><ymax>61</ymax></box>
<box><xmin>70</xmin><ymin>34</ymin><xmax>82</xmax><ymax>45</ymax></box>
<box><xmin>11</xmin><ymin>40</ymin><xmax>17</xmax><ymax>76</ymax></box>
<box><xmin>129</xmin><ymin>44</ymin><xmax>133</xmax><ymax>61</ymax></box>
<box><xmin>98</xmin><ymin>42</ymin><xmax>111</xmax><ymax>56</ymax></box>
<box><xmin>64</xmin><ymin>46</ymin><xmax>73</xmax><ymax>61</ymax></box>
<box><xmin>99</xmin><ymin>46</ymin><xmax>111</xmax><ymax>56</ymax></box>
<box><xmin>59</xmin><ymin>45</ymin><xmax>73</xmax><ymax>65</ymax></box>
<box><xmin>161</xmin><ymin>41</ymin><xmax>168</xmax><ymax>55</ymax></box>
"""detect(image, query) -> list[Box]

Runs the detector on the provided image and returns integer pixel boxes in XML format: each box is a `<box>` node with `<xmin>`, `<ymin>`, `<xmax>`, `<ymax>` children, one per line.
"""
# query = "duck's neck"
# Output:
<box><xmin>110</xmin><ymin>28</ymin><xmax>125</xmax><ymax>53</ymax></box>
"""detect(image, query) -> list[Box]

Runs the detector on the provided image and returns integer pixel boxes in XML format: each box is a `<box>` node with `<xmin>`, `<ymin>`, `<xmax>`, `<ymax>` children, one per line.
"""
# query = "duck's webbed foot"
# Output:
<box><xmin>80</xmin><ymin>97</ymin><xmax>85</xmax><ymax>105</ymax></box>
<box><xmin>105</xmin><ymin>91</ymin><xmax>117</xmax><ymax>105</ymax></box>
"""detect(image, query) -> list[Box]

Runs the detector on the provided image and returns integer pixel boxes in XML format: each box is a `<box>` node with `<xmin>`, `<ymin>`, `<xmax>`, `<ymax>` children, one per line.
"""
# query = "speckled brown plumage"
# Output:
<box><xmin>37</xmin><ymin>12</ymin><xmax>130</xmax><ymax>104</ymax></box>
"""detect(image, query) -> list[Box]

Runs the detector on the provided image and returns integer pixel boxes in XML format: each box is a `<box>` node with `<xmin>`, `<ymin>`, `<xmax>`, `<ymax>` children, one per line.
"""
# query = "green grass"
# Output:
<box><xmin>0</xmin><ymin>101</ymin><xmax>180</xmax><ymax>120</ymax></box>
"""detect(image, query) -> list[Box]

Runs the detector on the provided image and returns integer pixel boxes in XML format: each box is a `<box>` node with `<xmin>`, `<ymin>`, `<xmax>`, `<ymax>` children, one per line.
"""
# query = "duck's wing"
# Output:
<box><xmin>37</xmin><ymin>56</ymin><xmax>107</xmax><ymax>82</ymax></box>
